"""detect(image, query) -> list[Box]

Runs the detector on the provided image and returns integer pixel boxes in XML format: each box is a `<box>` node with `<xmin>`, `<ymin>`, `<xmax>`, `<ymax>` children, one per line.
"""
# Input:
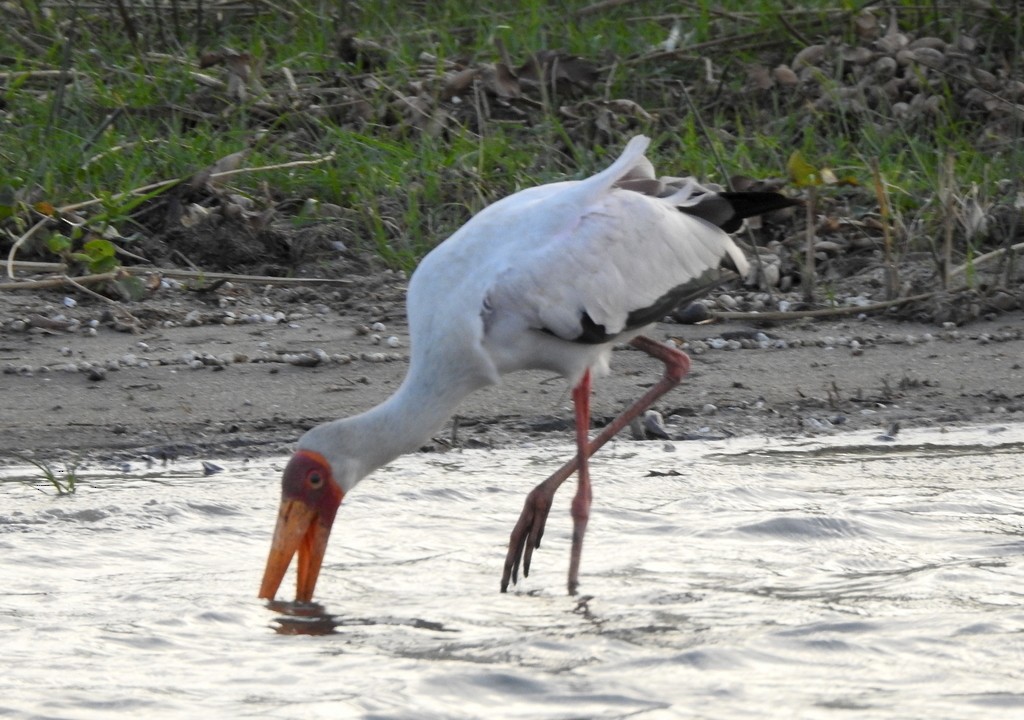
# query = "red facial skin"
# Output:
<box><xmin>259</xmin><ymin>450</ymin><xmax>344</xmax><ymax>602</ymax></box>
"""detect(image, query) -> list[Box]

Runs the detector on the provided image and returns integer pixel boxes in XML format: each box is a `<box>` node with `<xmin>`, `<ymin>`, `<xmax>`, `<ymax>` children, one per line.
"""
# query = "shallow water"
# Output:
<box><xmin>3</xmin><ymin>424</ymin><xmax>1024</xmax><ymax>720</ymax></box>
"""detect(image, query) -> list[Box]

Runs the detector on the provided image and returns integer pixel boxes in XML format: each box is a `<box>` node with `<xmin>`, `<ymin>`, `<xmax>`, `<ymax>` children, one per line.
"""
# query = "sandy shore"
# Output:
<box><xmin>2</xmin><ymin>279</ymin><xmax>1022</xmax><ymax>466</ymax></box>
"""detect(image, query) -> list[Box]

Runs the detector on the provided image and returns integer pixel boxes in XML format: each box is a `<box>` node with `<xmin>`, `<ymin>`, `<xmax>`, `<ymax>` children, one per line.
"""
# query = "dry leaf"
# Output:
<box><xmin>480</xmin><ymin>63</ymin><xmax>521</xmax><ymax>99</ymax></box>
<box><xmin>517</xmin><ymin>50</ymin><xmax>598</xmax><ymax>93</ymax></box>
<box><xmin>224</xmin><ymin>51</ymin><xmax>252</xmax><ymax>102</ymax></box>
<box><xmin>441</xmin><ymin>68</ymin><xmax>478</xmax><ymax>100</ymax></box>
<box><xmin>190</xmin><ymin>149</ymin><xmax>249</xmax><ymax>191</ymax></box>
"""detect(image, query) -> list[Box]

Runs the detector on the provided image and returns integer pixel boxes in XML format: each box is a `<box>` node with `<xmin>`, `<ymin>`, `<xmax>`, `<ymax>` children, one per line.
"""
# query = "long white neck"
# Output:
<box><xmin>298</xmin><ymin>357</ymin><xmax>490</xmax><ymax>493</ymax></box>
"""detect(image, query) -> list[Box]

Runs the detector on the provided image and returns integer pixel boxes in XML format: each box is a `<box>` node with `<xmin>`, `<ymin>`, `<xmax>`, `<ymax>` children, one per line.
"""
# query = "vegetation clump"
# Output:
<box><xmin>0</xmin><ymin>1</ymin><xmax>1021</xmax><ymax>323</ymax></box>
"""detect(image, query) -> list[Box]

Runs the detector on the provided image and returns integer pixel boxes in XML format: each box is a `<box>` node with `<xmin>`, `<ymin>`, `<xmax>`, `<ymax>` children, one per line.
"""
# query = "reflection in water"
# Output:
<box><xmin>2</xmin><ymin>423</ymin><xmax>1024</xmax><ymax>719</ymax></box>
<box><xmin>267</xmin><ymin>600</ymin><xmax>341</xmax><ymax>636</ymax></box>
<box><xmin>267</xmin><ymin>600</ymin><xmax>456</xmax><ymax>637</ymax></box>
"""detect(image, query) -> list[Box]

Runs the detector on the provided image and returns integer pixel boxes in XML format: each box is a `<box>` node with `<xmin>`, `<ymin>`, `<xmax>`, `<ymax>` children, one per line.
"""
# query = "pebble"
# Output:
<box><xmin>361</xmin><ymin>352</ymin><xmax>402</xmax><ymax>363</ymax></box>
<box><xmin>284</xmin><ymin>353</ymin><xmax>321</xmax><ymax>367</ymax></box>
<box><xmin>718</xmin><ymin>294</ymin><xmax>738</xmax><ymax>310</ymax></box>
<box><xmin>672</xmin><ymin>302</ymin><xmax>711</xmax><ymax>324</ymax></box>
<box><xmin>803</xmin><ymin>417</ymin><xmax>833</xmax><ymax>431</ymax></box>
<box><xmin>386</xmin><ymin>336</ymin><xmax>401</xmax><ymax>348</ymax></box>
<box><xmin>371</xmin><ymin>321</ymin><xmax>387</xmax><ymax>332</ymax></box>
<box><xmin>642</xmin><ymin>410</ymin><xmax>671</xmax><ymax>439</ymax></box>
<box><xmin>701</xmin><ymin>403</ymin><xmax>718</xmax><ymax>415</ymax></box>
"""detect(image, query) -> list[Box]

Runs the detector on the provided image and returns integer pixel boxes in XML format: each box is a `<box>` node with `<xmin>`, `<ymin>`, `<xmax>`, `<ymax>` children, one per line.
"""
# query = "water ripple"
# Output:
<box><xmin>1</xmin><ymin>424</ymin><xmax>1023</xmax><ymax>719</ymax></box>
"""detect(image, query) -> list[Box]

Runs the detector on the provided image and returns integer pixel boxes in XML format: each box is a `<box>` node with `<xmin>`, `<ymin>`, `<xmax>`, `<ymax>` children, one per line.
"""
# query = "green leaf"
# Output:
<box><xmin>82</xmin><ymin>238</ymin><xmax>117</xmax><ymax>259</ymax></box>
<box><xmin>69</xmin><ymin>252</ymin><xmax>93</xmax><ymax>264</ymax></box>
<box><xmin>89</xmin><ymin>255</ymin><xmax>119</xmax><ymax>273</ymax></box>
<box><xmin>47</xmin><ymin>234</ymin><xmax>72</xmax><ymax>253</ymax></box>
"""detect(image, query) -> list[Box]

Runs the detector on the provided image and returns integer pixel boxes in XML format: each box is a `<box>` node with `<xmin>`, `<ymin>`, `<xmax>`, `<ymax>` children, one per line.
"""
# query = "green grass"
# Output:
<box><xmin>1</xmin><ymin>1</ymin><xmax>1020</xmax><ymax>274</ymax></box>
<box><xmin>15</xmin><ymin>455</ymin><xmax>80</xmax><ymax>495</ymax></box>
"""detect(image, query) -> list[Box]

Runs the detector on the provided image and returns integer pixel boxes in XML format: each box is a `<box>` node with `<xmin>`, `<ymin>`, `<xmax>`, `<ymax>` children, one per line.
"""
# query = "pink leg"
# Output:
<box><xmin>568</xmin><ymin>370</ymin><xmax>592</xmax><ymax>596</ymax></box>
<box><xmin>500</xmin><ymin>336</ymin><xmax>691</xmax><ymax>594</ymax></box>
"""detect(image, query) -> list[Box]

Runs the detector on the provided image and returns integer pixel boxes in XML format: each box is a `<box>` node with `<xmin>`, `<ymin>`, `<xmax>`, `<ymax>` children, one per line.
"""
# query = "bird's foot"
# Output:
<box><xmin>501</xmin><ymin>485</ymin><xmax>554</xmax><ymax>592</ymax></box>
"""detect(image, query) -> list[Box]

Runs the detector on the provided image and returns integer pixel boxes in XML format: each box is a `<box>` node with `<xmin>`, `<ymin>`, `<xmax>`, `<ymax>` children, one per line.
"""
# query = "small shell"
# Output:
<box><xmin>840</xmin><ymin>46</ymin><xmax>874</xmax><ymax>65</ymax></box>
<box><xmin>873</xmin><ymin>55</ymin><xmax>898</xmax><ymax>79</ymax></box>
<box><xmin>772</xmin><ymin>64</ymin><xmax>799</xmax><ymax>87</ymax></box>
<box><xmin>909</xmin><ymin>36</ymin><xmax>946</xmax><ymax>51</ymax></box>
<box><xmin>910</xmin><ymin>47</ymin><xmax>945</xmax><ymax>68</ymax></box>
<box><xmin>793</xmin><ymin>44</ymin><xmax>827</xmax><ymax>68</ymax></box>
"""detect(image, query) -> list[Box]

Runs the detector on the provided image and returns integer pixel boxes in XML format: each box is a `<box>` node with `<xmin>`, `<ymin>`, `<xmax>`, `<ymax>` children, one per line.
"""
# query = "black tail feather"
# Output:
<box><xmin>719</xmin><ymin>191</ymin><xmax>802</xmax><ymax>221</ymax></box>
<box><xmin>680</xmin><ymin>191</ymin><xmax>801</xmax><ymax>233</ymax></box>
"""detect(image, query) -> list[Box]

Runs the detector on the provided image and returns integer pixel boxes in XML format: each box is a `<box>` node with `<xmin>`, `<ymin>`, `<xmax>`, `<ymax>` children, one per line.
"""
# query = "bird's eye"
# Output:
<box><xmin>308</xmin><ymin>472</ymin><xmax>323</xmax><ymax>488</ymax></box>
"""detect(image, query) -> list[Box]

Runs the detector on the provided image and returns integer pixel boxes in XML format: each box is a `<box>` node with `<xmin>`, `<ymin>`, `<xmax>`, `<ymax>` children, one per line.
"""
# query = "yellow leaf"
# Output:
<box><xmin>34</xmin><ymin>201</ymin><xmax>56</xmax><ymax>216</ymax></box>
<box><xmin>787</xmin><ymin>151</ymin><xmax>819</xmax><ymax>187</ymax></box>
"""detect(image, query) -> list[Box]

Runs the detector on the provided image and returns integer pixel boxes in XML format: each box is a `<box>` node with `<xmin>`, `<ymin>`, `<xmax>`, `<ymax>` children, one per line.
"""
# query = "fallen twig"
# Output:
<box><xmin>0</xmin><ymin>271</ymin><xmax>116</xmax><ymax>292</ymax></box>
<box><xmin>948</xmin><ymin>241</ymin><xmax>1024</xmax><ymax>280</ymax></box>
<box><xmin>0</xmin><ymin>261</ymin><xmax>355</xmax><ymax>291</ymax></box>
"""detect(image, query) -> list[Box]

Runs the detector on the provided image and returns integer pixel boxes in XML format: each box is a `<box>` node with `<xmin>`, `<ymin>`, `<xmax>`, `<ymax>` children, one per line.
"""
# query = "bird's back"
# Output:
<box><xmin>405</xmin><ymin>136</ymin><xmax>793</xmax><ymax>388</ymax></box>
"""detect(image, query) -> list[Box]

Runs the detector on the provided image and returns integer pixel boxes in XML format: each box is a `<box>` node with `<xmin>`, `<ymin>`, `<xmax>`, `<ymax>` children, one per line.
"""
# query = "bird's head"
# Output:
<box><xmin>259</xmin><ymin>449</ymin><xmax>345</xmax><ymax>602</ymax></box>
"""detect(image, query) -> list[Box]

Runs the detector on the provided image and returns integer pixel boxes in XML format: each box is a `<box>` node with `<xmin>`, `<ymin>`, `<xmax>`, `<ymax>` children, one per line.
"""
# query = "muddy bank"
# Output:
<box><xmin>2</xmin><ymin>278</ymin><xmax>1022</xmax><ymax>466</ymax></box>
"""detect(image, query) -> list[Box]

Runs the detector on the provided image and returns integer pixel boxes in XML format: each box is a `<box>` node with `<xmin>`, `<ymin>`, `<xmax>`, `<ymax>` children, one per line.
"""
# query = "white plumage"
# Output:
<box><xmin>259</xmin><ymin>135</ymin><xmax>796</xmax><ymax>603</ymax></box>
<box><xmin>410</xmin><ymin>135</ymin><xmax>747</xmax><ymax>384</ymax></box>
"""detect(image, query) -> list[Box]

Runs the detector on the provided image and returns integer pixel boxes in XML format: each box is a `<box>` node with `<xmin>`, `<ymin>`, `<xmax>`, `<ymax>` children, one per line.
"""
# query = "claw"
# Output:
<box><xmin>501</xmin><ymin>486</ymin><xmax>554</xmax><ymax>592</ymax></box>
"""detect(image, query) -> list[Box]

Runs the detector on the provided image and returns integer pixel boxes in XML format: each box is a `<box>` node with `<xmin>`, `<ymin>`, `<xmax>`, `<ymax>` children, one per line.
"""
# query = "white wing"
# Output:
<box><xmin>407</xmin><ymin>135</ymin><xmax>770</xmax><ymax>385</ymax></box>
<box><xmin>482</xmin><ymin>137</ymin><xmax>748</xmax><ymax>345</ymax></box>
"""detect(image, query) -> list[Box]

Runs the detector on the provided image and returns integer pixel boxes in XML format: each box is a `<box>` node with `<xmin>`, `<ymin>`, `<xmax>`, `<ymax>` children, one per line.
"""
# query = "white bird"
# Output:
<box><xmin>259</xmin><ymin>135</ymin><xmax>798</xmax><ymax>602</ymax></box>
